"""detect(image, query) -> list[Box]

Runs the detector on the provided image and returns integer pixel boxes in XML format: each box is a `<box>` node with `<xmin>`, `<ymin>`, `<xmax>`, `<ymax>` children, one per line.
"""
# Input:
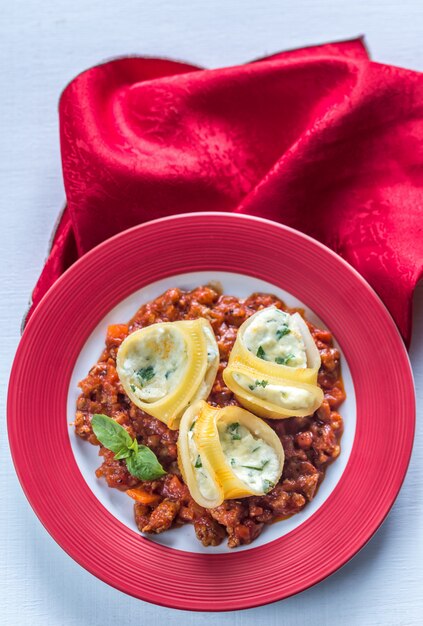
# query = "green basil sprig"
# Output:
<box><xmin>91</xmin><ymin>414</ymin><xmax>166</xmax><ymax>481</ymax></box>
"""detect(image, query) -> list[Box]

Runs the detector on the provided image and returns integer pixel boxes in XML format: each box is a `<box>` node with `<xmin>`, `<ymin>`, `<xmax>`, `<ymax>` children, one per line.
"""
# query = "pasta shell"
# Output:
<box><xmin>229</xmin><ymin>306</ymin><xmax>321</xmax><ymax>385</ymax></box>
<box><xmin>194</xmin><ymin>402</ymin><xmax>284</xmax><ymax>499</ymax></box>
<box><xmin>116</xmin><ymin>318</ymin><xmax>219</xmax><ymax>429</ymax></box>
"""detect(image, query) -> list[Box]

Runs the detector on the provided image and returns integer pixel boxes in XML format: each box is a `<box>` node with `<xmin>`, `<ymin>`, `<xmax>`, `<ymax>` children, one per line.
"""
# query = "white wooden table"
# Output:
<box><xmin>1</xmin><ymin>2</ymin><xmax>422</xmax><ymax>624</ymax></box>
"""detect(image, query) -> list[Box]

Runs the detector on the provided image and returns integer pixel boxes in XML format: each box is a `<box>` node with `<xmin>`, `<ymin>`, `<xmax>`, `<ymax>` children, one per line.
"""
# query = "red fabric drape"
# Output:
<box><xmin>28</xmin><ymin>39</ymin><xmax>423</xmax><ymax>345</ymax></box>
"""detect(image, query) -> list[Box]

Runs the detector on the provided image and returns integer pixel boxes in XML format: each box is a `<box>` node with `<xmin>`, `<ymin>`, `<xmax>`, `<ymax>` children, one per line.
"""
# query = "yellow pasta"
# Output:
<box><xmin>116</xmin><ymin>318</ymin><xmax>219</xmax><ymax>429</ymax></box>
<box><xmin>180</xmin><ymin>401</ymin><xmax>284</xmax><ymax>502</ymax></box>
<box><xmin>223</xmin><ymin>363</ymin><xmax>324</xmax><ymax>419</ymax></box>
<box><xmin>177</xmin><ymin>402</ymin><xmax>224</xmax><ymax>509</ymax></box>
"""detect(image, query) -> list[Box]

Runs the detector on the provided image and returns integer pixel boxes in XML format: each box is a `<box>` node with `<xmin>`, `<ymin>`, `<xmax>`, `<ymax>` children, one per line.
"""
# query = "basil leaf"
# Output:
<box><xmin>92</xmin><ymin>414</ymin><xmax>165</xmax><ymax>480</ymax></box>
<box><xmin>128</xmin><ymin>438</ymin><xmax>138</xmax><ymax>453</ymax></box>
<box><xmin>256</xmin><ymin>346</ymin><xmax>266</xmax><ymax>360</ymax></box>
<box><xmin>126</xmin><ymin>445</ymin><xmax>166</xmax><ymax>481</ymax></box>
<box><xmin>91</xmin><ymin>414</ymin><xmax>133</xmax><ymax>454</ymax></box>
<box><xmin>114</xmin><ymin>447</ymin><xmax>132</xmax><ymax>460</ymax></box>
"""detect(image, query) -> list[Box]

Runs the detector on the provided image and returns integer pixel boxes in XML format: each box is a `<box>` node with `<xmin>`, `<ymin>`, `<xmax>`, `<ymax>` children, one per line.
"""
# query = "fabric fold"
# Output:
<box><xmin>27</xmin><ymin>38</ymin><xmax>423</xmax><ymax>345</ymax></box>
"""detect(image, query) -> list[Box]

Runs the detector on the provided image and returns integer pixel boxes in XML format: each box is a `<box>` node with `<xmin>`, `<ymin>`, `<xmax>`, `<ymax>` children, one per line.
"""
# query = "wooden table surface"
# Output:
<box><xmin>1</xmin><ymin>2</ymin><xmax>422</xmax><ymax>624</ymax></box>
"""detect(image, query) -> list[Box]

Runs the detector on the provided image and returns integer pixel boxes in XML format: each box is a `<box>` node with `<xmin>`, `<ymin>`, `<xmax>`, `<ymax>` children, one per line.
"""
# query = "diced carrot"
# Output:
<box><xmin>106</xmin><ymin>324</ymin><xmax>129</xmax><ymax>346</ymax></box>
<box><xmin>126</xmin><ymin>488</ymin><xmax>160</xmax><ymax>505</ymax></box>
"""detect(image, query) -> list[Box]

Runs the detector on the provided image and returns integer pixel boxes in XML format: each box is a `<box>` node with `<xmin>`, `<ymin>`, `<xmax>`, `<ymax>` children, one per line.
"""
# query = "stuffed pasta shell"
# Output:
<box><xmin>228</xmin><ymin>306</ymin><xmax>321</xmax><ymax>385</ymax></box>
<box><xmin>177</xmin><ymin>401</ymin><xmax>284</xmax><ymax>506</ymax></box>
<box><xmin>116</xmin><ymin>318</ymin><xmax>219</xmax><ymax>429</ymax></box>
<box><xmin>223</xmin><ymin>306</ymin><xmax>324</xmax><ymax>419</ymax></box>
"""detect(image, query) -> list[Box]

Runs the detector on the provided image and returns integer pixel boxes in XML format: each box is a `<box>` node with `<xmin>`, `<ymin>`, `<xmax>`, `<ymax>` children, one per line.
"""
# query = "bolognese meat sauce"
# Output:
<box><xmin>75</xmin><ymin>286</ymin><xmax>345</xmax><ymax>548</ymax></box>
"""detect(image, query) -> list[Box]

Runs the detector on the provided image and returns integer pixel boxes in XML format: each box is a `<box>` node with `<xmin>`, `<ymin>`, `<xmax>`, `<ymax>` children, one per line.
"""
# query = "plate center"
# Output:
<box><xmin>67</xmin><ymin>271</ymin><xmax>356</xmax><ymax>554</ymax></box>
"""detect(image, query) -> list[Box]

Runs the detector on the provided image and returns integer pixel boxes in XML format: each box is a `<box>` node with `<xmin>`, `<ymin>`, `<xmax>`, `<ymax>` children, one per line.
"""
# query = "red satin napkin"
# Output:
<box><xmin>29</xmin><ymin>38</ymin><xmax>423</xmax><ymax>345</ymax></box>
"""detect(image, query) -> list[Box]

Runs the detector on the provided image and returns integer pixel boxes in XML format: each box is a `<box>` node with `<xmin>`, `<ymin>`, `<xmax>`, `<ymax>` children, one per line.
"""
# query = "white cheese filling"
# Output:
<box><xmin>218</xmin><ymin>421</ymin><xmax>280</xmax><ymax>493</ymax></box>
<box><xmin>122</xmin><ymin>326</ymin><xmax>187</xmax><ymax>403</ymax></box>
<box><xmin>188</xmin><ymin>422</ymin><xmax>220</xmax><ymax>500</ymax></box>
<box><xmin>243</xmin><ymin>307</ymin><xmax>307</xmax><ymax>367</ymax></box>
<box><xmin>233</xmin><ymin>372</ymin><xmax>314</xmax><ymax>411</ymax></box>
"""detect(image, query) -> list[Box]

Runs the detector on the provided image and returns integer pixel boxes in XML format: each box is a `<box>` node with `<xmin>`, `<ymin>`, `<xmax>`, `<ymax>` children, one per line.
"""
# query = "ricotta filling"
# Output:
<box><xmin>218</xmin><ymin>422</ymin><xmax>279</xmax><ymax>493</ymax></box>
<box><xmin>188</xmin><ymin>422</ymin><xmax>220</xmax><ymax>500</ymax></box>
<box><xmin>122</xmin><ymin>326</ymin><xmax>187</xmax><ymax>403</ymax></box>
<box><xmin>243</xmin><ymin>307</ymin><xmax>307</xmax><ymax>368</ymax></box>
<box><xmin>233</xmin><ymin>372</ymin><xmax>314</xmax><ymax>411</ymax></box>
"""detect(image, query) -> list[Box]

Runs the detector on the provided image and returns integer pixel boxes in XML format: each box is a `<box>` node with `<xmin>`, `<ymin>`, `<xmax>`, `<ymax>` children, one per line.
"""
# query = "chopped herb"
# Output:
<box><xmin>242</xmin><ymin>459</ymin><xmax>270</xmax><ymax>471</ymax></box>
<box><xmin>227</xmin><ymin>422</ymin><xmax>242</xmax><ymax>440</ymax></box>
<box><xmin>189</xmin><ymin>420</ymin><xmax>196</xmax><ymax>432</ymax></box>
<box><xmin>194</xmin><ymin>455</ymin><xmax>202</xmax><ymax>468</ymax></box>
<box><xmin>251</xmin><ymin>446</ymin><xmax>260</xmax><ymax>453</ymax></box>
<box><xmin>276</xmin><ymin>325</ymin><xmax>291</xmax><ymax>340</ymax></box>
<box><xmin>230</xmin><ymin>458</ymin><xmax>236</xmax><ymax>466</ymax></box>
<box><xmin>266</xmin><ymin>317</ymin><xmax>278</xmax><ymax>324</ymax></box>
<box><xmin>256</xmin><ymin>346</ymin><xmax>266</xmax><ymax>360</ymax></box>
<box><xmin>275</xmin><ymin>353</ymin><xmax>296</xmax><ymax>365</ymax></box>
<box><xmin>263</xmin><ymin>479</ymin><xmax>275</xmax><ymax>493</ymax></box>
<box><xmin>130</xmin><ymin>384</ymin><xmax>136</xmax><ymax>393</ymax></box>
<box><xmin>136</xmin><ymin>365</ymin><xmax>155</xmax><ymax>383</ymax></box>
<box><xmin>165</xmin><ymin>367</ymin><xmax>176</xmax><ymax>379</ymax></box>
<box><xmin>249</xmin><ymin>379</ymin><xmax>269</xmax><ymax>391</ymax></box>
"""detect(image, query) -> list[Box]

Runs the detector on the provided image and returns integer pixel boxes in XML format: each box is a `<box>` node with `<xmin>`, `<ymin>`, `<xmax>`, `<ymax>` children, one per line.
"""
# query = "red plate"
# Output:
<box><xmin>7</xmin><ymin>213</ymin><xmax>415</xmax><ymax>611</ymax></box>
